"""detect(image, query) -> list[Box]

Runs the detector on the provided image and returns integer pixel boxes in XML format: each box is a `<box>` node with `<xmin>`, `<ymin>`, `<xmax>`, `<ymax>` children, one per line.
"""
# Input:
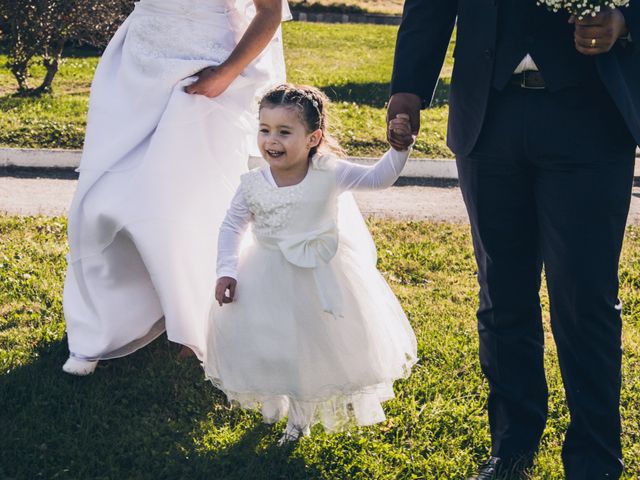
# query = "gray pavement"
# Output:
<box><xmin>0</xmin><ymin>148</ymin><xmax>460</xmax><ymax>179</ymax></box>
<box><xmin>0</xmin><ymin>170</ymin><xmax>468</xmax><ymax>220</ymax></box>
<box><xmin>3</xmin><ymin>169</ymin><xmax>640</xmax><ymax>224</ymax></box>
<box><xmin>0</xmin><ymin>147</ymin><xmax>462</xmax><ymax>219</ymax></box>
<box><xmin>2</xmin><ymin>148</ymin><xmax>640</xmax><ymax>222</ymax></box>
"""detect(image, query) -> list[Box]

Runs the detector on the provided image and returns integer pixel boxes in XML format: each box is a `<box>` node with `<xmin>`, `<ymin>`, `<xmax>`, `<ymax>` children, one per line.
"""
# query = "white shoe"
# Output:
<box><xmin>62</xmin><ymin>356</ymin><xmax>98</xmax><ymax>376</ymax></box>
<box><xmin>277</xmin><ymin>424</ymin><xmax>311</xmax><ymax>446</ymax></box>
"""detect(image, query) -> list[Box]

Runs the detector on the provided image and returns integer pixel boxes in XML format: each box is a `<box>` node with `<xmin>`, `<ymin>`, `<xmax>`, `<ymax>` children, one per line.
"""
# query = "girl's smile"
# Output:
<box><xmin>265</xmin><ymin>148</ymin><xmax>284</xmax><ymax>158</ymax></box>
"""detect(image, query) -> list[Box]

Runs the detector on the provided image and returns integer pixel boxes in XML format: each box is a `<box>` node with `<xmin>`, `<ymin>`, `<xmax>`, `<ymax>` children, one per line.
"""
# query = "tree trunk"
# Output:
<box><xmin>8</xmin><ymin>19</ymin><xmax>36</xmax><ymax>95</ymax></box>
<box><xmin>34</xmin><ymin>39</ymin><xmax>65</xmax><ymax>95</ymax></box>
<box><xmin>10</xmin><ymin>62</ymin><xmax>31</xmax><ymax>93</ymax></box>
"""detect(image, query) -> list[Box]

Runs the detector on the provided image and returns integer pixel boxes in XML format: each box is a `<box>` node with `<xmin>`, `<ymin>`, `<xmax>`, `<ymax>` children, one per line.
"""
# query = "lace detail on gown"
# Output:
<box><xmin>241</xmin><ymin>170</ymin><xmax>305</xmax><ymax>236</ymax></box>
<box><xmin>127</xmin><ymin>5</ymin><xmax>234</xmax><ymax>77</ymax></box>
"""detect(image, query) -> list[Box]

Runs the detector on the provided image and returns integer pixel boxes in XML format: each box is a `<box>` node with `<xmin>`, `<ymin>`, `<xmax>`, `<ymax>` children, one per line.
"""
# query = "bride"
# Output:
<box><xmin>62</xmin><ymin>0</ymin><xmax>376</xmax><ymax>375</ymax></box>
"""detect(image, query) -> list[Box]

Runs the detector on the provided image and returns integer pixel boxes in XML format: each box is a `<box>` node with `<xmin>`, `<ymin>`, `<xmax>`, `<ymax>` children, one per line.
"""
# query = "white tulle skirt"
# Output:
<box><xmin>204</xmin><ymin>235</ymin><xmax>417</xmax><ymax>431</ymax></box>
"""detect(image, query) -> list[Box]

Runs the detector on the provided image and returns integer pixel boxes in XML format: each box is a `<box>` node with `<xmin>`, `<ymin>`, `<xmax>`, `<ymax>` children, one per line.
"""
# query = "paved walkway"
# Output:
<box><xmin>0</xmin><ymin>173</ymin><xmax>469</xmax><ymax>221</ymax></box>
<box><xmin>3</xmin><ymin>170</ymin><xmax>640</xmax><ymax>224</ymax></box>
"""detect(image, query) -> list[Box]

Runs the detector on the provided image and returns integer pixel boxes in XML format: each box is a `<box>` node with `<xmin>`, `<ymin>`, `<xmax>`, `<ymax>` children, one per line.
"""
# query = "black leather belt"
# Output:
<box><xmin>510</xmin><ymin>70</ymin><xmax>546</xmax><ymax>90</ymax></box>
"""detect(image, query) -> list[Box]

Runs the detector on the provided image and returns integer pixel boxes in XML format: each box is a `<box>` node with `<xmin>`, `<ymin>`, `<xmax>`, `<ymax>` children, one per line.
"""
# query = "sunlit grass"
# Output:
<box><xmin>0</xmin><ymin>22</ymin><xmax>455</xmax><ymax>157</ymax></box>
<box><xmin>1</xmin><ymin>217</ymin><xmax>639</xmax><ymax>478</ymax></box>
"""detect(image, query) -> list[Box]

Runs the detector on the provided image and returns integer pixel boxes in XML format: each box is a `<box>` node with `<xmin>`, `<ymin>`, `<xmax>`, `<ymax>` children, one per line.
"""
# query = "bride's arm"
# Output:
<box><xmin>185</xmin><ymin>0</ymin><xmax>283</xmax><ymax>97</ymax></box>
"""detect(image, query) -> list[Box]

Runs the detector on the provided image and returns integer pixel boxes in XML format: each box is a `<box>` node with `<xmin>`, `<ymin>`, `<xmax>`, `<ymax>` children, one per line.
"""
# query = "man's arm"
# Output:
<box><xmin>387</xmin><ymin>0</ymin><xmax>457</xmax><ymax>147</ymax></box>
<box><xmin>620</xmin><ymin>4</ymin><xmax>640</xmax><ymax>41</ymax></box>
<box><xmin>390</xmin><ymin>0</ymin><xmax>457</xmax><ymax>106</ymax></box>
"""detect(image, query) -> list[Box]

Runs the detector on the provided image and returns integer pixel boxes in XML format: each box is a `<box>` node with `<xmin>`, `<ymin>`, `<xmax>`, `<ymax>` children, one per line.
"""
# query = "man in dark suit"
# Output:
<box><xmin>387</xmin><ymin>2</ymin><xmax>640</xmax><ymax>479</ymax></box>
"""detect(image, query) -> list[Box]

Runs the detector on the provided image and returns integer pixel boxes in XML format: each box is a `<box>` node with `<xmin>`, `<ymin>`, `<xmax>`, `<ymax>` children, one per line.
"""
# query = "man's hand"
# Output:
<box><xmin>387</xmin><ymin>93</ymin><xmax>422</xmax><ymax>151</ymax></box>
<box><xmin>388</xmin><ymin>114</ymin><xmax>415</xmax><ymax>151</ymax></box>
<box><xmin>571</xmin><ymin>8</ymin><xmax>629</xmax><ymax>55</ymax></box>
<box><xmin>215</xmin><ymin>276</ymin><xmax>237</xmax><ymax>306</ymax></box>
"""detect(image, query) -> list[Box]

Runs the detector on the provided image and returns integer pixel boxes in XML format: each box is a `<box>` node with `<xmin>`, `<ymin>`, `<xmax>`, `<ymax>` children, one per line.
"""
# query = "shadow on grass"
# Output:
<box><xmin>0</xmin><ymin>337</ymin><xmax>322</xmax><ymax>479</ymax></box>
<box><xmin>320</xmin><ymin>78</ymin><xmax>450</xmax><ymax>108</ymax></box>
<box><xmin>192</xmin><ymin>422</ymin><xmax>321</xmax><ymax>479</ymax></box>
<box><xmin>0</xmin><ymin>44</ymin><xmax>102</xmax><ymax>63</ymax></box>
<box><xmin>321</xmin><ymin>82</ymin><xmax>390</xmax><ymax>108</ymax></box>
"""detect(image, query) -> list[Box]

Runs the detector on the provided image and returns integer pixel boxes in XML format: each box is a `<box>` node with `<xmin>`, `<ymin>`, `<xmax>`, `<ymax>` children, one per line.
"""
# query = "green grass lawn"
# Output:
<box><xmin>1</xmin><ymin>216</ymin><xmax>639</xmax><ymax>479</ymax></box>
<box><xmin>0</xmin><ymin>22</ymin><xmax>455</xmax><ymax>158</ymax></box>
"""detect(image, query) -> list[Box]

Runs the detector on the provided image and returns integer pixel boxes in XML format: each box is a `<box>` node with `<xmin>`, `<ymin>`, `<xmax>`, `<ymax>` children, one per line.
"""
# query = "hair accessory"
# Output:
<box><xmin>312</xmin><ymin>100</ymin><xmax>319</xmax><ymax>108</ymax></box>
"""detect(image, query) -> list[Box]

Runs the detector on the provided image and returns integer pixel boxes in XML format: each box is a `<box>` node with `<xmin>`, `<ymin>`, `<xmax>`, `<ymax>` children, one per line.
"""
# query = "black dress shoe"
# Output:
<box><xmin>468</xmin><ymin>457</ymin><xmax>503</xmax><ymax>480</ymax></box>
<box><xmin>467</xmin><ymin>456</ymin><xmax>532</xmax><ymax>480</ymax></box>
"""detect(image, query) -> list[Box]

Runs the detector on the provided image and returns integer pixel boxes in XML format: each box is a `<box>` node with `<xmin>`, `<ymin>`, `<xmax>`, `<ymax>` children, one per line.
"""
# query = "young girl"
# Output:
<box><xmin>204</xmin><ymin>84</ymin><xmax>417</xmax><ymax>443</ymax></box>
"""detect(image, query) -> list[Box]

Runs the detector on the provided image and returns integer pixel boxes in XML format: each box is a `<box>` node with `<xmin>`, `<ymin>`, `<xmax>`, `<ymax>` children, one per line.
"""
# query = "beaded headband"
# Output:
<box><xmin>298</xmin><ymin>91</ymin><xmax>322</xmax><ymax>127</ymax></box>
<box><xmin>260</xmin><ymin>86</ymin><xmax>324</xmax><ymax>129</ymax></box>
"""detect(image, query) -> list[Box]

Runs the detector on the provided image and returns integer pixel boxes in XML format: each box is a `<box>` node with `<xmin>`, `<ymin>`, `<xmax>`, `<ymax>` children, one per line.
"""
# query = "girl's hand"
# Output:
<box><xmin>388</xmin><ymin>113</ymin><xmax>415</xmax><ymax>151</ymax></box>
<box><xmin>215</xmin><ymin>276</ymin><xmax>237</xmax><ymax>306</ymax></box>
<box><xmin>387</xmin><ymin>93</ymin><xmax>421</xmax><ymax>150</ymax></box>
<box><xmin>184</xmin><ymin>65</ymin><xmax>236</xmax><ymax>98</ymax></box>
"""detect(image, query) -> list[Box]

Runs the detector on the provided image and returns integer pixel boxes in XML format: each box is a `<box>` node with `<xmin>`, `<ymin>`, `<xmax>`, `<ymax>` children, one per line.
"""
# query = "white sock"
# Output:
<box><xmin>62</xmin><ymin>356</ymin><xmax>98</xmax><ymax>376</ymax></box>
<box><xmin>277</xmin><ymin>419</ymin><xmax>311</xmax><ymax>446</ymax></box>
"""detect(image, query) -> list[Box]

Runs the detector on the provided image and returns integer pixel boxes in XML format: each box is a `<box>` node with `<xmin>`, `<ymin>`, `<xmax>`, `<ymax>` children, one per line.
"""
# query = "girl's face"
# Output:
<box><xmin>258</xmin><ymin>106</ymin><xmax>322</xmax><ymax>172</ymax></box>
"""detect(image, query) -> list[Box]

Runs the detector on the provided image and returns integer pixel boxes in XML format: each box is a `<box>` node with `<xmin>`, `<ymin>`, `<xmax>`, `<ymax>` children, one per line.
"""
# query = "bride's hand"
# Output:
<box><xmin>184</xmin><ymin>65</ymin><xmax>236</xmax><ymax>98</ymax></box>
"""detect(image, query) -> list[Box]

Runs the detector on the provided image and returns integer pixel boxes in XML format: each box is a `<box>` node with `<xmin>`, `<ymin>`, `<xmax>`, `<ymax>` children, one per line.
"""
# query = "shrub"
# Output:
<box><xmin>0</xmin><ymin>0</ymin><xmax>132</xmax><ymax>95</ymax></box>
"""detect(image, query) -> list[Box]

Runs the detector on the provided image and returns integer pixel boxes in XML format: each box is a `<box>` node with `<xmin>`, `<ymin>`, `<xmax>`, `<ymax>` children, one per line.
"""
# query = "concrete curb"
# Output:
<box><xmin>4</xmin><ymin>147</ymin><xmax>640</xmax><ymax>180</ymax></box>
<box><xmin>0</xmin><ymin>147</ymin><xmax>460</xmax><ymax>179</ymax></box>
<box><xmin>0</xmin><ymin>148</ymin><xmax>82</xmax><ymax>170</ymax></box>
<box><xmin>290</xmin><ymin>10</ymin><xmax>401</xmax><ymax>25</ymax></box>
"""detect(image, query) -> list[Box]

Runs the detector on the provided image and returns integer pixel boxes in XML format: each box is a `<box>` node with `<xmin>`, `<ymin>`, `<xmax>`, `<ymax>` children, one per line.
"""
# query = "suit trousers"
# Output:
<box><xmin>457</xmin><ymin>82</ymin><xmax>636</xmax><ymax>479</ymax></box>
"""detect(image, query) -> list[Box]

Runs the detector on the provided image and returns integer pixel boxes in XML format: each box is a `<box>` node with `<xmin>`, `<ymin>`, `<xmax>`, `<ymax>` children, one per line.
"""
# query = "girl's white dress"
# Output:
<box><xmin>205</xmin><ymin>149</ymin><xmax>418</xmax><ymax>431</ymax></box>
<box><xmin>63</xmin><ymin>0</ymin><xmax>294</xmax><ymax>361</ymax></box>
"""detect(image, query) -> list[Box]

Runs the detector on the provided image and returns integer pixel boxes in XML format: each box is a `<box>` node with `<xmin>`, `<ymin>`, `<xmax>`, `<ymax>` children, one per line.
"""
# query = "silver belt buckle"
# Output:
<box><xmin>520</xmin><ymin>70</ymin><xmax>545</xmax><ymax>90</ymax></box>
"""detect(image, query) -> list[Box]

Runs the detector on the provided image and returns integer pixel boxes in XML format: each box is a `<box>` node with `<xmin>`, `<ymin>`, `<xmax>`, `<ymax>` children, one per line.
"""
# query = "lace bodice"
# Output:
<box><xmin>240</xmin><ymin>170</ymin><xmax>307</xmax><ymax>237</ymax></box>
<box><xmin>241</xmin><ymin>157</ymin><xmax>337</xmax><ymax>238</ymax></box>
<box><xmin>128</xmin><ymin>0</ymin><xmax>236</xmax><ymax>78</ymax></box>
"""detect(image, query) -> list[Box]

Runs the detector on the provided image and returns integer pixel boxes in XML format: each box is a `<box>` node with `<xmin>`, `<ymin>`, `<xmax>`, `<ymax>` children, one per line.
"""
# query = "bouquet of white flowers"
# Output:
<box><xmin>537</xmin><ymin>0</ymin><xmax>630</xmax><ymax>18</ymax></box>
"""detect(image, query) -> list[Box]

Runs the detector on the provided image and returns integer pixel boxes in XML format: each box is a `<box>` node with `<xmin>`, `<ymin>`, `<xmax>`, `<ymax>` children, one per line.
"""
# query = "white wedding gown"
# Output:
<box><xmin>63</xmin><ymin>0</ymin><xmax>376</xmax><ymax>362</ymax></box>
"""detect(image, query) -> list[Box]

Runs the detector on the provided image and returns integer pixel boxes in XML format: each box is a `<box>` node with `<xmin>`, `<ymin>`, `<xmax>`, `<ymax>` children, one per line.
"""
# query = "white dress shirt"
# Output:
<box><xmin>514</xmin><ymin>54</ymin><xmax>539</xmax><ymax>73</ymax></box>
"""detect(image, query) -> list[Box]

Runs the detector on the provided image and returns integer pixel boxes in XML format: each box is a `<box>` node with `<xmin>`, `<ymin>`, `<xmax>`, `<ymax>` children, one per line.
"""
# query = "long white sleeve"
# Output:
<box><xmin>217</xmin><ymin>187</ymin><xmax>252</xmax><ymax>279</ymax></box>
<box><xmin>335</xmin><ymin>148</ymin><xmax>410</xmax><ymax>192</ymax></box>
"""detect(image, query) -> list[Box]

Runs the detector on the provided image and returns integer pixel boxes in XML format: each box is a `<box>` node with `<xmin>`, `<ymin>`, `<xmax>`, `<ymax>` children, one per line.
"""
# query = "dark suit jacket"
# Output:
<box><xmin>390</xmin><ymin>0</ymin><xmax>640</xmax><ymax>156</ymax></box>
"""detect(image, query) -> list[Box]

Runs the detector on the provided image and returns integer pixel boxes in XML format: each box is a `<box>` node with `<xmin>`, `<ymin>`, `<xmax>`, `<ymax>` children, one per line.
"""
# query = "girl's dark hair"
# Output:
<box><xmin>259</xmin><ymin>83</ymin><xmax>346</xmax><ymax>159</ymax></box>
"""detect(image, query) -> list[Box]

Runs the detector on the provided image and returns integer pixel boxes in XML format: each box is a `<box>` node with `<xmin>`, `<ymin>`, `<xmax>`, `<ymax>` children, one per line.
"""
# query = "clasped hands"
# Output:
<box><xmin>388</xmin><ymin>113</ymin><xmax>414</xmax><ymax>151</ymax></box>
